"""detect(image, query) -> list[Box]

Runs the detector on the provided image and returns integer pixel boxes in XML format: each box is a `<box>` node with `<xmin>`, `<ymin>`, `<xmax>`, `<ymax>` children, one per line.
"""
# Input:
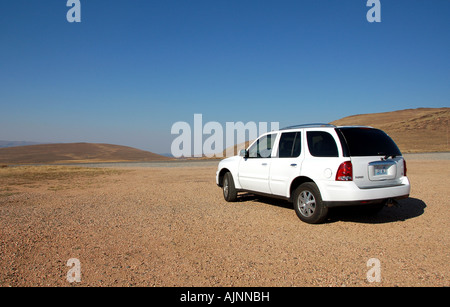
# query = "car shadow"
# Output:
<box><xmin>236</xmin><ymin>194</ymin><xmax>426</xmax><ymax>224</ymax></box>
<box><xmin>327</xmin><ymin>197</ymin><xmax>427</xmax><ymax>224</ymax></box>
<box><xmin>236</xmin><ymin>193</ymin><xmax>293</xmax><ymax>210</ymax></box>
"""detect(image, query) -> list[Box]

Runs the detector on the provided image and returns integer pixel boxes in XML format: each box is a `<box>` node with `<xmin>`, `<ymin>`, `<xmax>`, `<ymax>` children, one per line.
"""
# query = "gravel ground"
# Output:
<box><xmin>0</xmin><ymin>157</ymin><xmax>449</xmax><ymax>287</ymax></box>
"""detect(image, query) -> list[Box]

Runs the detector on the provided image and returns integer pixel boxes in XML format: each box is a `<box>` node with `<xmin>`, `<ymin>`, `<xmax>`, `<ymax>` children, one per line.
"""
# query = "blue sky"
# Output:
<box><xmin>1</xmin><ymin>0</ymin><xmax>449</xmax><ymax>154</ymax></box>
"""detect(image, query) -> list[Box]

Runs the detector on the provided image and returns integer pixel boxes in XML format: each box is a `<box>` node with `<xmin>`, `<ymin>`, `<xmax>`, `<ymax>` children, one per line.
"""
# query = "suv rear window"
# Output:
<box><xmin>307</xmin><ymin>131</ymin><xmax>339</xmax><ymax>157</ymax></box>
<box><xmin>337</xmin><ymin>127</ymin><xmax>401</xmax><ymax>157</ymax></box>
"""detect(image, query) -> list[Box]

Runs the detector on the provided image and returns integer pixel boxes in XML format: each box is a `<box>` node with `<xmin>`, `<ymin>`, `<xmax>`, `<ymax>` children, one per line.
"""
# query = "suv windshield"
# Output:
<box><xmin>337</xmin><ymin>127</ymin><xmax>402</xmax><ymax>157</ymax></box>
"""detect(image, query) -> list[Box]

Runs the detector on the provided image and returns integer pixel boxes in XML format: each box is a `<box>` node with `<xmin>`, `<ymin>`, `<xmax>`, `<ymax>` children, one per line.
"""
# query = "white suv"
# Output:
<box><xmin>216</xmin><ymin>124</ymin><xmax>410</xmax><ymax>224</ymax></box>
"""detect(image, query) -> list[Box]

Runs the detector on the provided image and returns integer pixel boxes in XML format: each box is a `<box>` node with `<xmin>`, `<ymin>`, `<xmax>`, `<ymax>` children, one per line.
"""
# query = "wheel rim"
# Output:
<box><xmin>223</xmin><ymin>177</ymin><xmax>229</xmax><ymax>198</ymax></box>
<box><xmin>297</xmin><ymin>190</ymin><xmax>316</xmax><ymax>217</ymax></box>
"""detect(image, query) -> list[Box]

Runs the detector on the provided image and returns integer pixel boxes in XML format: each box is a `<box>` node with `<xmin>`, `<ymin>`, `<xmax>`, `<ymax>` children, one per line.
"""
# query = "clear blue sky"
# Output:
<box><xmin>1</xmin><ymin>0</ymin><xmax>449</xmax><ymax>154</ymax></box>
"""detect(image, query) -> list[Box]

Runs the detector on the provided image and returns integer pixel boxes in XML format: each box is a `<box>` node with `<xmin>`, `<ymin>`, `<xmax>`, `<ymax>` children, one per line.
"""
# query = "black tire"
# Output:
<box><xmin>293</xmin><ymin>182</ymin><xmax>328</xmax><ymax>224</ymax></box>
<box><xmin>223</xmin><ymin>172</ymin><xmax>238</xmax><ymax>202</ymax></box>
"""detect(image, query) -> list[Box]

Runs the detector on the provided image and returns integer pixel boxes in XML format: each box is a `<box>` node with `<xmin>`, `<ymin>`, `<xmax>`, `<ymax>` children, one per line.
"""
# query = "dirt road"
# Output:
<box><xmin>0</xmin><ymin>158</ymin><xmax>448</xmax><ymax>286</ymax></box>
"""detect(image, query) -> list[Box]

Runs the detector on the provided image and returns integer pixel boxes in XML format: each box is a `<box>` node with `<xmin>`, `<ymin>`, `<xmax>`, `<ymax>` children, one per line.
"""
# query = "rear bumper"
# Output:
<box><xmin>318</xmin><ymin>177</ymin><xmax>411</xmax><ymax>206</ymax></box>
<box><xmin>323</xmin><ymin>194</ymin><xmax>409</xmax><ymax>208</ymax></box>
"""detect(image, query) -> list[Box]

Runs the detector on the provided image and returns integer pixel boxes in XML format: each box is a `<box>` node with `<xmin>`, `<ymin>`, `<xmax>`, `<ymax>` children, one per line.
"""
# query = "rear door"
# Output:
<box><xmin>269</xmin><ymin>131</ymin><xmax>303</xmax><ymax>197</ymax></box>
<box><xmin>337</xmin><ymin>127</ymin><xmax>406</xmax><ymax>188</ymax></box>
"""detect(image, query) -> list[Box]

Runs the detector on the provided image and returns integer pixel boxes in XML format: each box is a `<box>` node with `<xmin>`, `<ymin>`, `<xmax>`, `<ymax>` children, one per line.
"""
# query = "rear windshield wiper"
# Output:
<box><xmin>378</xmin><ymin>153</ymin><xmax>397</xmax><ymax>160</ymax></box>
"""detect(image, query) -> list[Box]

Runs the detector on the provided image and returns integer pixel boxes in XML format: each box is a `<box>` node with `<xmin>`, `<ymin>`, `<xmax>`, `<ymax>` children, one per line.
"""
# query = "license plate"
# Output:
<box><xmin>374</xmin><ymin>166</ymin><xmax>388</xmax><ymax>176</ymax></box>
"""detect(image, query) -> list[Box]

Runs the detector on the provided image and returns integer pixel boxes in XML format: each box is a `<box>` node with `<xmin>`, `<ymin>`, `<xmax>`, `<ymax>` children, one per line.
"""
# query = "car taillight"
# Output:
<box><xmin>403</xmin><ymin>159</ymin><xmax>407</xmax><ymax>176</ymax></box>
<box><xmin>336</xmin><ymin>161</ymin><xmax>353</xmax><ymax>181</ymax></box>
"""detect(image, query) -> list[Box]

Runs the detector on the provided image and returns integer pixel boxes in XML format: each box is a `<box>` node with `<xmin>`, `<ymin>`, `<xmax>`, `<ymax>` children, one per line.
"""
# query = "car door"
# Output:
<box><xmin>238</xmin><ymin>133</ymin><xmax>276</xmax><ymax>194</ymax></box>
<box><xmin>269</xmin><ymin>131</ymin><xmax>303</xmax><ymax>197</ymax></box>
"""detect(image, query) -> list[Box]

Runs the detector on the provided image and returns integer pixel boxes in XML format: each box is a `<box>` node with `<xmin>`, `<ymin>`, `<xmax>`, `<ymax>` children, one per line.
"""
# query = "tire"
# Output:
<box><xmin>223</xmin><ymin>172</ymin><xmax>238</xmax><ymax>202</ymax></box>
<box><xmin>293</xmin><ymin>182</ymin><xmax>328</xmax><ymax>224</ymax></box>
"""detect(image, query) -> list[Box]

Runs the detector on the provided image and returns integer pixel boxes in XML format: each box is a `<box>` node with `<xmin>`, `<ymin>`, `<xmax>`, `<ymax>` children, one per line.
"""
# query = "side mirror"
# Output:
<box><xmin>239</xmin><ymin>149</ymin><xmax>248</xmax><ymax>158</ymax></box>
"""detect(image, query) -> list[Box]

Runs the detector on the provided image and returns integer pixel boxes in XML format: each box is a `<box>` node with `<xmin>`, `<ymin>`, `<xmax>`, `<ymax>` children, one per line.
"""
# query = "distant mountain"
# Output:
<box><xmin>0</xmin><ymin>140</ymin><xmax>48</xmax><ymax>148</ymax></box>
<box><xmin>0</xmin><ymin>142</ymin><xmax>172</xmax><ymax>164</ymax></box>
<box><xmin>331</xmin><ymin>107</ymin><xmax>449</xmax><ymax>153</ymax></box>
<box><xmin>159</xmin><ymin>153</ymin><xmax>174</xmax><ymax>158</ymax></box>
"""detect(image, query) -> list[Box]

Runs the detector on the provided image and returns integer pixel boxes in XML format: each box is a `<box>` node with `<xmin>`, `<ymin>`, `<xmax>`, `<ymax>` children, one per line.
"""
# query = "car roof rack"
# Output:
<box><xmin>280</xmin><ymin>123</ymin><xmax>336</xmax><ymax>130</ymax></box>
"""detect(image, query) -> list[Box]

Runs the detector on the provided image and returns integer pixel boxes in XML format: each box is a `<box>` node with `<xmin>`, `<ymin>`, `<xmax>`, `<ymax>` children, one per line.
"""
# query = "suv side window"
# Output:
<box><xmin>307</xmin><ymin>131</ymin><xmax>338</xmax><ymax>157</ymax></box>
<box><xmin>278</xmin><ymin>132</ymin><xmax>301</xmax><ymax>158</ymax></box>
<box><xmin>248</xmin><ymin>134</ymin><xmax>275</xmax><ymax>158</ymax></box>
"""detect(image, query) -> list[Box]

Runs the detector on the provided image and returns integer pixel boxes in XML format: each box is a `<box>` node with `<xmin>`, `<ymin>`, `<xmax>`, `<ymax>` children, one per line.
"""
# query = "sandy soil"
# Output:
<box><xmin>0</xmin><ymin>159</ymin><xmax>449</xmax><ymax>287</ymax></box>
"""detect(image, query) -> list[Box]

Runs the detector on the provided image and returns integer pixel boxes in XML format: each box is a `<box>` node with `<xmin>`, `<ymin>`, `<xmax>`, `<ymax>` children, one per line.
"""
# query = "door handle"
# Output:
<box><xmin>261</xmin><ymin>163</ymin><xmax>268</xmax><ymax>166</ymax></box>
<box><xmin>290</xmin><ymin>163</ymin><xmax>297</xmax><ymax>167</ymax></box>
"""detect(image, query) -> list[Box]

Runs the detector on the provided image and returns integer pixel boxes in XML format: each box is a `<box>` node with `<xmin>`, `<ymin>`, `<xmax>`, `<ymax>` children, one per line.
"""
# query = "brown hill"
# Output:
<box><xmin>219</xmin><ymin>107</ymin><xmax>449</xmax><ymax>156</ymax></box>
<box><xmin>331</xmin><ymin>107</ymin><xmax>449</xmax><ymax>153</ymax></box>
<box><xmin>0</xmin><ymin>143</ymin><xmax>171</xmax><ymax>164</ymax></box>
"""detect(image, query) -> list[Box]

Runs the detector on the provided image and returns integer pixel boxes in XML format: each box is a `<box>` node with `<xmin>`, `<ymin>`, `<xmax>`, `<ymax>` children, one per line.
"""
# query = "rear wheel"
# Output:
<box><xmin>223</xmin><ymin>172</ymin><xmax>238</xmax><ymax>202</ymax></box>
<box><xmin>293</xmin><ymin>182</ymin><xmax>328</xmax><ymax>224</ymax></box>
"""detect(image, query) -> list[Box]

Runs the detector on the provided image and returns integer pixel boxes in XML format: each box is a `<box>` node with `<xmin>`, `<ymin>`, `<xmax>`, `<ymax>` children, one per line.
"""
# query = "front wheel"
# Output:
<box><xmin>223</xmin><ymin>172</ymin><xmax>238</xmax><ymax>202</ymax></box>
<box><xmin>293</xmin><ymin>182</ymin><xmax>328</xmax><ymax>224</ymax></box>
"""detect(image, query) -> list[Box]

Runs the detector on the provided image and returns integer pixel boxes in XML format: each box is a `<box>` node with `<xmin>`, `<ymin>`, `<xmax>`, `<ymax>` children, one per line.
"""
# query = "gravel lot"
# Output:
<box><xmin>0</xmin><ymin>155</ymin><xmax>449</xmax><ymax>287</ymax></box>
